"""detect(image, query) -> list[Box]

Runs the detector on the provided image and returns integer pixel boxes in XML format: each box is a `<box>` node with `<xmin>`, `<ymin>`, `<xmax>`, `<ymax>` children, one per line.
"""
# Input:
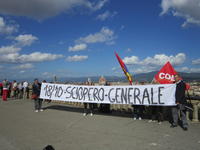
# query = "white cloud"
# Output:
<box><xmin>13</xmin><ymin>63</ymin><xmax>34</xmax><ymax>69</ymax></box>
<box><xmin>83</xmin><ymin>0</ymin><xmax>108</xmax><ymax>11</ymax></box>
<box><xmin>0</xmin><ymin>53</ymin><xmax>20</xmax><ymax>63</ymax></box>
<box><xmin>123</xmin><ymin>53</ymin><xmax>186</xmax><ymax>66</ymax></box>
<box><xmin>160</xmin><ymin>0</ymin><xmax>200</xmax><ymax>27</ymax></box>
<box><xmin>0</xmin><ymin>16</ymin><xmax>18</xmax><ymax>34</ymax></box>
<box><xmin>142</xmin><ymin>53</ymin><xmax>186</xmax><ymax>66</ymax></box>
<box><xmin>0</xmin><ymin>45</ymin><xmax>21</xmax><ymax>54</ymax></box>
<box><xmin>0</xmin><ymin>0</ymin><xmax>108</xmax><ymax>20</ymax></box>
<box><xmin>78</xmin><ymin>27</ymin><xmax>116</xmax><ymax>45</ymax></box>
<box><xmin>19</xmin><ymin>52</ymin><xmax>64</xmax><ymax>63</ymax></box>
<box><xmin>68</xmin><ymin>43</ymin><xmax>87</xmax><ymax>52</ymax></box>
<box><xmin>0</xmin><ymin>52</ymin><xmax>63</xmax><ymax>63</ymax></box>
<box><xmin>15</xmin><ymin>34</ymin><xmax>38</xmax><ymax>46</ymax></box>
<box><xmin>113</xmin><ymin>65</ymin><xmax>157</xmax><ymax>75</ymax></box>
<box><xmin>177</xmin><ymin>66</ymin><xmax>200</xmax><ymax>73</ymax></box>
<box><xmin>115</xmin><ymin>53</ymin><xmax>187</xmax><ymax>75</ymax></box>
<box><xmin>123</xmin><ymin>56</ymin><xmax>139</xmax><ymax>65</ymax></box>
<box><xmin>91</xmin><ymin>0</ymin><xmax>108</xmax><ymax>11</ymax></box>
<box><xmin>66</xmin><ymin>55</ymin><xmax>88</xmax><ymax>62</ymax></box>
<box><xmin>132</xmin><ymin>66</ymin><xmax>157</xmax><ymax>74</ymax></box>
<box><xmin>192</xmin><ymin>58</ymin><xmax>200</xmax><ymax>65</ymax></box>
<box><xmin>96</xmin><ymin>11</ymin><xmax>117</xmax><ymax>21</ymax></box>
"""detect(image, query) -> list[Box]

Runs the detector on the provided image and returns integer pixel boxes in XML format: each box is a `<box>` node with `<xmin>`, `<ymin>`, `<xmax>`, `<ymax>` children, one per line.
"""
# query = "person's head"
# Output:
<box><xmin>34</xmin><ymin>78</ymin><xmax>39</xmax><ymax>84</ymax></box>
<box><xmin>174</xmin><ymin>74</ymin><xmax>181</xmax><ymax>82</ymax></box>
<box><xmin>43</xmin><ymin>145</ymin><xmax>55</xmax><ymax>150</ymax></box>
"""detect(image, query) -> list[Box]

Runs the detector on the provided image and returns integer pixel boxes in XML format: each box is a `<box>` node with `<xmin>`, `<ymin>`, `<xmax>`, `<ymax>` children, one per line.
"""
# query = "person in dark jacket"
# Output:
<box><xmin>171</xmin><ymin>74</ymin><xmax>188</xmax><ymax>130</ymax></box>
<box><xmin>32</xmin><ymin>79</ymin><xmax>43</xmax><ymax>112</ymax></box>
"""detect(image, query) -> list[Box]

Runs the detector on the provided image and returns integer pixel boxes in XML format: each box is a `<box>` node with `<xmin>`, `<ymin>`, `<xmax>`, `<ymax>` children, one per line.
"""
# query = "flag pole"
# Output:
<box><xmin>114</xmin><ymin>51</ymin><xmax>133</xmax><ymax>85</ymax></box>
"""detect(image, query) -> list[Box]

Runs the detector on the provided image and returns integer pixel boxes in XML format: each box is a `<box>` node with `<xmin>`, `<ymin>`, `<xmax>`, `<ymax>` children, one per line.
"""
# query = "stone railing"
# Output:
<box><xmin>186</xmin><ymin>96</ymin><xmax>200</xmax><ymax>122</ymax></box>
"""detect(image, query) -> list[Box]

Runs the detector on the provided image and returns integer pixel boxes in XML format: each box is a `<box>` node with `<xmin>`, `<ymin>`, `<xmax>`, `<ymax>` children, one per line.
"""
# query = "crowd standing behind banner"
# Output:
<box><xmin>0</xmin><ymin>77</ymin><xmax>191</xmax><ymax>131</ymax></box>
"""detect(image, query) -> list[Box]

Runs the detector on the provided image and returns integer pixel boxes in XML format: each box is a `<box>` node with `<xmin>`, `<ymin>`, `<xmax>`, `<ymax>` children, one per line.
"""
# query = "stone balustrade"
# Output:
<box><xmin>189</xmin><ymin>100</ymin><xmax>200</xmax><ymax>122</ymax></box>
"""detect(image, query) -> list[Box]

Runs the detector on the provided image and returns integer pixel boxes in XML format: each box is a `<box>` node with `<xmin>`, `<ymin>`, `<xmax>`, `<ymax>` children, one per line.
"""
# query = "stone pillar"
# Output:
<box><xmin>191</xmin><ymin>100</ymin><xmax>199</xmax><ymax>122</ymax></box>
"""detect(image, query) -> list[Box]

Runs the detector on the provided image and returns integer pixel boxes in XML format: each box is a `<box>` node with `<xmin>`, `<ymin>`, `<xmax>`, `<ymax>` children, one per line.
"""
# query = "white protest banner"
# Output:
<box><xmin>40</xmin><ymin>83</ymin><xmax>176</xmax><ymax>106</ymax></box>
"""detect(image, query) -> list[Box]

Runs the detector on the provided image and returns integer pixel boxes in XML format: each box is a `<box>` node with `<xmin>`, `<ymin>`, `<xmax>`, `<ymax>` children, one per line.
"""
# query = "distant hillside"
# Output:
<box><xmin>134</xmin><ymin>71</ymin><xmax>157</xmax><ymax>82</ymax></box>
<box><xmin>178</xmin><ymin>72</ymin><xmax>200</xmax><ymax>82</ymax></box>
<box><xmin>2</xmin><ymin>71</ymin><xmax>200</xmax><ymax>83</ymax></box>
<box><xmin>61</xmin><ymin>71</ymin><xmax>200</xmax><ymax>83</ymax></box>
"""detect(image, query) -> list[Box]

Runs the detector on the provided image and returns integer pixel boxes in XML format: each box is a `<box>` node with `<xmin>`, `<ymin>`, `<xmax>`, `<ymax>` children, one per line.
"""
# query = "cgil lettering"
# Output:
<box><xmin>159</xmin><ymin>73</ymin><xmax>175</xmax><ymax>82</ymax></box>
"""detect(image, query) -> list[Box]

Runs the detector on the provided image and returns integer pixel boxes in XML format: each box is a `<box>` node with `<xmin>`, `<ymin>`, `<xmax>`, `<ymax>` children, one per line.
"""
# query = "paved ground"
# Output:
<box><xmin>0</xmin><ymin>99</ymin><xmax>200</xmax><ymax>150</ymax></box>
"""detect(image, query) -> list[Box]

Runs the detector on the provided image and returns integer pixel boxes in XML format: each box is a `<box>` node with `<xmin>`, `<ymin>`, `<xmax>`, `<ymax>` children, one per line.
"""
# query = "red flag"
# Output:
<box><xmin>155</xmin><ymin>61</ymin><xmax>191</xmax><ymax>90</ymax></box>
<box><xmin>115</xmin><ymin>52</ymin><xmax>133</xmax><ymax>85</ymax></box>
<box><xmin>154</xmin><ymin>61</ymin><xmax>177</xmax><ymax>84</ymax></box>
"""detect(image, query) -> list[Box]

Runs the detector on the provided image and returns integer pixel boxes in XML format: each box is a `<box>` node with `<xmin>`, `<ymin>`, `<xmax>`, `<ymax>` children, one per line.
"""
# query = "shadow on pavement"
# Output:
<box><xmin>43</xmin><ymin>104</ymin><xmax>133</xmax><ymax>118</ymax></box>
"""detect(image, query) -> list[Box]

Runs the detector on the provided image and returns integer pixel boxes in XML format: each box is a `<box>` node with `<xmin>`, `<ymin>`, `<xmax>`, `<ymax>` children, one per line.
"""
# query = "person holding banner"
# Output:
<box><xmin>132</xmin><ymin>105</ymin><xmax>144</xmax><ymax>120</ymax></box>
<box><xmin>148</xmin><ymin>80</ymin><xmax>164</xmax><ymax>124</ymax></box>
<box><xmin>148</xmin><ymin>106</ymin><xmax>163</xmax><ymax>124</ymax></box>
<box><xmin>132</xmin><ymin>81</ymin><xmax>145</xmax><ymax>120</ymax></box>
<box><xmin>83</xmin><ymin>81</ymin><xmax>94</xmax><ymax>116</ymax></box>
<box><xmin>32</xmin><ymin>79</ymin><xmax>43</xmax><ymax>112</ymax></box>
<box><xmin>171</xmin><ymin>74</ymin><xmax>188</xmax><ymax>130</ymax></box>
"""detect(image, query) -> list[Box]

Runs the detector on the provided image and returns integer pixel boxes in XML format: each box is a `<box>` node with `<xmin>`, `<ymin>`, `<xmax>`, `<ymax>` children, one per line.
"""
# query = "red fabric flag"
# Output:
<box><xmin>154</xmin><ymin>61</ymin><xmax>177</xmax><ymax>84</ymax></box>
<box><xmin>115</xmin><ymin>52</ymin><xmax>133</xmax><ymax>85</ymax></box>
<box><xmin>155</xmin><ymin>61</ymin><xmax>190</xmax><ymax>90</ymax></box>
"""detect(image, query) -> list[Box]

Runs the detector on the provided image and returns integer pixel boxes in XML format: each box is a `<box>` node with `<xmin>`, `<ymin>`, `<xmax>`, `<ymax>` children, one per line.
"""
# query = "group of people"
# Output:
<box><xmin>1</xmin><ymin>73</ymin><xmax>189</xmax><ymax>131</ymax></box>
<box><xmin>132</xmin><ymin>74</ymin><xmax>189</xmax><ymax>130</ymax></box>
<box><xmin>78</xmin><ymin>74</ymin><xmax>189</xmax><ymax>131</ymax></box>
<box><xmin>0</xmin><ymin>79</ymin><xmax>29</xmax><ymax>101</ymax></box>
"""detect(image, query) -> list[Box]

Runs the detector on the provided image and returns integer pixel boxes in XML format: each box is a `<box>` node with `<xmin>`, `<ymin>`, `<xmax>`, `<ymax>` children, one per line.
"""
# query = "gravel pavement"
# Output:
<box><xmin>0</xmin><ymin>99</ymin><xmax>200</xmax><ymax>150</ymax></box>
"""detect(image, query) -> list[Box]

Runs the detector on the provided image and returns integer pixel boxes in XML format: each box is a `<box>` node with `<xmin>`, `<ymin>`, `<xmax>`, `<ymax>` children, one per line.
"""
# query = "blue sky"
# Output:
<box><xmin>0</xmin><ymin>0</ymin><xmax>200</xmax><ymax>80</ymax></box>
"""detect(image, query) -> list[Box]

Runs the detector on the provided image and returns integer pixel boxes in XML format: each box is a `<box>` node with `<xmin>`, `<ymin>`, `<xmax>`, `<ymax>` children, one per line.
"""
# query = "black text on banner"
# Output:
<box><xmin>40</xmin><ymin>83</ymin><xmax>176</xmax><ymax>106</ymax></box>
